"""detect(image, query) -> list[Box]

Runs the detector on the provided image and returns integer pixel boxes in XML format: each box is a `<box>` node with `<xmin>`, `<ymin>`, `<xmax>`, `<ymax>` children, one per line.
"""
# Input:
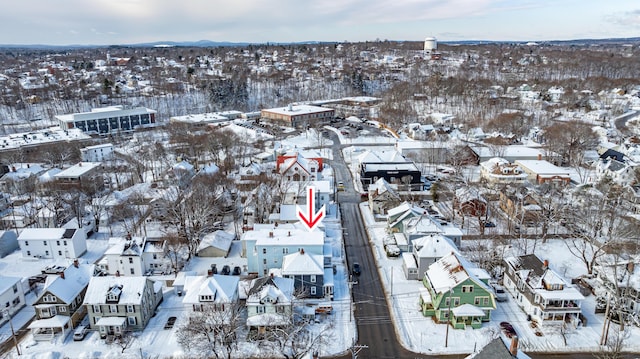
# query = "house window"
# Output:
<box><xmin>276</xmin><ymin>306</ymin><xmax>285</xmax><ymax>314</ymax></box>
<box><xmin>310</xmin><ymin>275</ymin><xmax>316</xmax><ymax>283</ymax></box>
<box><xmin>43</xmin><ymin>241</ymin><xmax>47</xmax><ymax>246</ymax></box>
<box><xmin>63</xmin><ymin>241</ymin><xmax>67</xmax><ymax>246</ymax></box>
<box><xmin>153</xmin><ymin>254</ymin><xmax>157</xmax><ymax>260</ymax></box>
<box><xmin>474</xmin><ymin>297</ymin><xmax>480</xmax><ymax>305</ymax></box>
<box><xmin>453</xmin><ymin>298</ymin><xmax>460</xmax><ymax>306</ymax></box>
<box><xmin>283</xmin><ymin>248</ymin><xmax>288</xmax><ymax>254</ymax></box>
<box><xmin>130</xmin><ymin>268</ymin><xmax>135</xmax><ymax>275</ymax></box>
<box><xmin>257</xmin><ymin>306</ymin><xmax>265</xmax><ymax>314</ymax></box>
<box><xmin>56</xmin><ymin>241</ymin><xmax>60</xmax><ymax>246</ymax></box>
<box><xmin>263</xmin><ymin>259</ymin><xmax>267</xmax><ymax>264</ymax></box>
<box><xmin>462</xmin><ymin>285</ymin><xmax>474</xmax><ymax>293</ymax></box>
<box><xmin>58</xmin><ymin>306</ymin><xmax>66</xmax><ymax>312</ymax></box>
<box><xmin>12</xmin><ymin>285</ymin><xmax>17</xmax><ymax>294</ymax></box>
<box><xmin>45</xmin><ymin>251</ymin><xmax>49</xmax><ymax>256</ymax></box>
<box><xmin>128</xmin><ymin>316</ymin><xmax>137</xmax><ymax>325</ymax></box>
<box><xmin>24</xmin><ymin>241</ymin><xmax>28</xmax><ymax>246</ymax></box>
<box><xmin>12</xmin><ymin>297</ymin><xmax>20</xmax><ymax>305</ymax></box>
<box><xmin>110</xmin><ymin>305</ymin><xmax>118</xmax><ymax>313</ymax></box>
<box><xmin>58</xmin><ymin>251</ymin><xmax>62</xmax><ymax>256</ymax></box>
<box><xmin>93</xmin><ymin>305</ymin><xmax>101</xmax><ymax>313</ymax></box>
<box><xmin>128</xmin><ymin>257</ymin><xmax>133</xmax><ymax>264</ymax></box>
<box><xmin>126</xmin><ymin>305</ymin><xmax>134</xmax><ymax>313</ymax></box>
<box><xmin>26</xmin><ymin>251</ymin><xmax>30</xmax><ymax>256</ymax></box>
<box><xmin>310</xmin><ymin>287</ymin><xmax>317</xmax><ymax>295</ymax></box>
<box><xmin>263</xmin><ymin>248</ymin><xmax>267</xmax><ymax>254</ymax></box>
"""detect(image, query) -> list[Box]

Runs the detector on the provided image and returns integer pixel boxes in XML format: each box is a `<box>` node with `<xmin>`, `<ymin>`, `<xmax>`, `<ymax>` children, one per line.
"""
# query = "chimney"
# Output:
<box><xmin>288</xmin><ymin>231</ymin><xmax>291</xmax><ymax>237</ymax></box>
<box><xmin>115</xmin><ymin>270</ymin><xmax>120</xmax><ymax>277</ymax></box>
<box><xmin>73</xmin><ymin>258</ymin><xmax>79</xmax><ymax>268</ymax></box>
<box><xmin>537</xmin><ymin>153</ymin><xmax>542</xmax><ymax>161</ymax></box>
<box><xmin>543</xmin><ymin>259</ymin><xmax>549</xmax><ymax>270</ymax></box>
<box><xmin>300</xmin><ymin>248</ymin><xmax>305</xmax><ymax>255</ymax></box>
<box><xmin>509</xmin><ymin>335</ymin><xmax>519</xmax><ymax>356</ymax></box>
<box><xmin>269</xmin><ymin>232</ymin><xmax>273</xmax><ymax>238</ymax></box>
<box><xmin>60</xmin><ymin>271</ymin><xmax>65</xmax><ymax>279</ymax></box>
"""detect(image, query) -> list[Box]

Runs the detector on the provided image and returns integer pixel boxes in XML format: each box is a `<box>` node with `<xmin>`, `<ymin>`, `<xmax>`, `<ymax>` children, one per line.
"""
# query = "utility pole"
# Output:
<box><xmin>445</xmin><ymin>287</ymin><xmax>454</xmax><ymax>348</ymax></box>
<box><xmin>3</xmin><ymin>309</ymin><xmax>21</xmax><ymax>356</ymax></box>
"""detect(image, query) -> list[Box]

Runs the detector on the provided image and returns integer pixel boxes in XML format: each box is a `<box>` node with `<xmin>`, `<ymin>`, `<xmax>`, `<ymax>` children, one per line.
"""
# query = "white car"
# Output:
<box><xmin>73</xmin><ymin>325</ymin><xmax>88</xmax><ymax>341</ymax></box>
<box><xmin>493</xmin><ymin>284</ymin><xmax>508</xmax><ymax>302</ymax></box>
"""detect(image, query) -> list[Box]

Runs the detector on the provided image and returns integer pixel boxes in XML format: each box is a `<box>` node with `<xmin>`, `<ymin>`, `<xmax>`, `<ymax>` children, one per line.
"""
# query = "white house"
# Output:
<box><xmin>181</xmin><ymin>274</ymin><xmax>240</xmax><ymax>312</ymax></box>
<box><xmin>98</xmin><ymin>236</ymin><xmax>167</xmax><ymax>276</ymax></box>
<box><xmin>503</xmin><ymin>254</ymin><xmax>584</xmax><ymax>327</ymax></box>
<box><xmin>80</xmin><ymin>143</ymin><xmax>114</xmax><ymax>162</ymax></box>
<box><xmin>18</xmin><ymin>228</ymin><xmax>87</xmax><ymax>259</ymax></box>
<box><xmin>0</xmin><ymin>276</ymin><xmax>26</xmax><ymax>327</ymax></box>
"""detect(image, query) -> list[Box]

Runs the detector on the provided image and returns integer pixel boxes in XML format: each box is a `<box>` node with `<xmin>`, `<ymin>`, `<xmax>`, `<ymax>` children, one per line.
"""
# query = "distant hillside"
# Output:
<box><xmin>1</xmin><ymin>37</ymin><xmax>639</xmax><ymax>50</ymax></box>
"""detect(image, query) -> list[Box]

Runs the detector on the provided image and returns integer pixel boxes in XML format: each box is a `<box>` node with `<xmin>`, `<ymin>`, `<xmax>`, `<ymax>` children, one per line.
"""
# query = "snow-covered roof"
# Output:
<box><xmin>414</xmin><ymin>235</ymin><xmax>458</xmax><ymax>258</ymax></box>
<box><xmin>18</xmin><ymin>228</ymin><xmax>75</xmax><ymax>241</ymax></box>
<box><xmin>197</xmin><ymin>230</ymin><xmax>234</xmax><ymax>253</ymax></box>
<box><xmin>83</xmin><ymin>276</ymin><xmax>153</xmax><ymax>305</ymax></box>
<box><xmin>182</xmin><ymin>274</ymin><xmax>239</xmax><ymax>305</ymax></box>
<box><xmin>53</xmin><ymin>162</ymin><xmax>101</xmax><ymax>178</ymax></box>
<box><xmin>40</xmin><ymin>263</ymin><xmax>94</xmax><ymax>304</ymax></box>
<box><xmin>282</xmin><ymin>250</ymin><xmax>324</xmax><ymax>275</ymax></box>
<box><xmin>246</xmin><ymin>228</ymin><xmax>324</xmax><ymax>247</ymax></box>
<box><xmin>28</xmin><ymin>315</ymin><xmax>70</xmax><ymax>329</ymax></box>
<box><xmin>452</xmin><ymin>303</ymin><xmax>485</xmax><ymax>317</ymax></box>
<box><xmin>514</xmin><ymin>160</ymin><xmax>570</xmax><ymax>176</ymax></box>
<box><xmin>425</xmin><ymin>252</ymin><xmax>492</xmax><ymax>295</ymax></box>
<box><xmin>247</xmin><ymin>276</ymin><xmax>294</xmax><ymax>305</ymax></box>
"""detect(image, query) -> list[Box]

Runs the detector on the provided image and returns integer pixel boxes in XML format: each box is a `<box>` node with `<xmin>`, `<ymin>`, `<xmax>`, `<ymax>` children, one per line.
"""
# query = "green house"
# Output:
<box><xmin>419</xmin><ymin>252</ymin><xmax>496</xmax><ymax>329</ymax></box>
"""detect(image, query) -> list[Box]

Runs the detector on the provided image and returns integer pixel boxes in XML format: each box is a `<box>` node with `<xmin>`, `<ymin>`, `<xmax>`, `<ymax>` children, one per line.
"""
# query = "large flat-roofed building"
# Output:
<box><xmin>56</xmin><ymin>106</ymin><xmax>157</xmax><ymax>135</ymax></box>
<box><xmin>261</xmin><ymin>104</ymin><xmax>334</xmax><ymax>129</ymax></box>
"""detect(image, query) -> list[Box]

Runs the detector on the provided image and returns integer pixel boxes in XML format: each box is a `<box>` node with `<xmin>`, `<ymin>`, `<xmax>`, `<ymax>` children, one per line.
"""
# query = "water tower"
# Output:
<box><xmin>424</xmin><ymin>37</ymin><xmax>437</xmax><ymax>54</ymax></box>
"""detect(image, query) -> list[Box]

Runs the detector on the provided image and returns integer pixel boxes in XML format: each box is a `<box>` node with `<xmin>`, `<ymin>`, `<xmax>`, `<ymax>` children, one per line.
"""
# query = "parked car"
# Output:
<box><xmin>493</xmin><ymin>284</ymin><xmax>508</xmax><ymax>302</ymax></box>
<box><xmin>352</xmin><ymin>262</ymin><xmax>361</xmax><ymax>276</ymax></box>
<box><xmin>482</xmin><ymin>220</ymin><xmax>496</xmax><ymax>228</ymax></box>
<box><xmin>385</xmin><ymin>244</ymin><xmax>401</xmax><ymax>257</ymax></box>
<box><xmin>164</xmin><ymin>316</ymin><xmax>177</xmax><ymax>329</ymax></box>
<box><xmin>500</xmin><ymin>321</ymin><xmax>517</xmax><ymax>338</ymax></box>
<box><xmin>232</xmin><ymin>266</ymin><xmax>241</xmax><ymax>275</ymax></box>
<box><xmin>73</xmin><ymin>325</ymin><xmax>88</xmax><ymax>341</ymax></box>
<box><xmin>221</xmin><ymin>265</ymin><xmax>231</xmax><ymax>275</ymax></box>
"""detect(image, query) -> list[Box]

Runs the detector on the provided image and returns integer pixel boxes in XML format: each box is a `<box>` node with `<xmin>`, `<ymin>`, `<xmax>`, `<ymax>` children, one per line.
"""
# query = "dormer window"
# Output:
<box><xmin>106</xmin><ymin>285</ymin><xmax>123</xmax><ymax>303</ymax></box>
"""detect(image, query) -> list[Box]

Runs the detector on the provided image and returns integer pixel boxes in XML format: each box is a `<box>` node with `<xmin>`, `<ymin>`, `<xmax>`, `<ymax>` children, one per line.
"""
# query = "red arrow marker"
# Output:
<box><xmin>297</xmin><ymin>186</ymin><xmax>326</xmax><ymax>231</ymax></box>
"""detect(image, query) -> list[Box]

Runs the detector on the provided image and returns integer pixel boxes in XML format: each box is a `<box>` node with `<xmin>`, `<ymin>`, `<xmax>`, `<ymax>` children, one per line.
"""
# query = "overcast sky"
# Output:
<box><xmin>1</xmin><ymin>0</ymin><xmax>639</xmax><ymax>45</ymax></box>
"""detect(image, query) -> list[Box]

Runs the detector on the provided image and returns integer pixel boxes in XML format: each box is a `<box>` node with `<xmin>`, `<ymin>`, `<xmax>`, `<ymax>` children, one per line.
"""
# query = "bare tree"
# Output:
<box><xmin>176</xmin><ymin>302</ymin><xmax>245</xmax><ymax>359</ymax></box>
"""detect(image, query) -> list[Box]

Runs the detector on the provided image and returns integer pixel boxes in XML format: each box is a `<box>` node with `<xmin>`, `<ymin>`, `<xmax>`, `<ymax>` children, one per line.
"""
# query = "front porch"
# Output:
<box><xmin>28</xmin><ymin>315</ymin><xmax>71</xmax><ymax>341</ymax></box>
<box><xmin>95</xmin><ymin>316</ymin><xmax>127</xmax><ymax>339</ymax></box>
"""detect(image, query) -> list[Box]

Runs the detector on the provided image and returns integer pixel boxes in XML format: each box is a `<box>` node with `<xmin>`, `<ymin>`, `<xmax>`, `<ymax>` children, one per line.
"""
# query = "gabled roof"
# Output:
<box><xmin>247</xmin><ymin>276</ymin><xmax>294</xmax><ymax>305</ymax></box>
<box><xmin>369</xmin><ymin>178</ymin><xmax>400</xmax><ymax>200</ymax></box>
<box><xmin>83</xmin><ymin>276</ymin><xmax>154</xmax><ymax>305</ymax></box>
<box><xmin>414</xmin><ymin>235</ymin><xmax>458</xmax><ymax>258</ymax></box>
<box><xmin>40</xmin><ymin>263</ymin><xmax>94</xmax><ymax>304</ymax></box>
<box><xmin>197</xmin><ymin>230</ymin><xmax>234</xmax><ymax>252</ymax></box>
<box><xmin>282</xmin><ymin>250</ymin><xmax>324</xmax><ymax>275</ymax></box>
<box><xmin>425</xmin><ymin>252</ymin><xmax>492</xmax><ymax>295</ymax></box>
<box><xmin>182</xmin><ymin>274</ymin><xmax>239</xmax><ymax>305</ymax></box>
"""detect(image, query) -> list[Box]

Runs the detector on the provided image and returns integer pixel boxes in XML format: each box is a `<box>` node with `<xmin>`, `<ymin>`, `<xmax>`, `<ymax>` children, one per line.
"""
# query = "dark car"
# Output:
<box><xmin>482</xmin><ymin>220</ymin><xmax>496</xmax><ymax>228</ymax></box>
<box><xmin>232</xmin><ymin>266</ymin><xmax>241</xmax><ymax>275</ymax></box>
<box><xmin>352</xmin><ymin>262</ymin><xmax>361</xmax><ymax>276</ymax></box>
<box><xmin>500</xmin><ymin>321</ymin><xmax>517</xmax><ymax>338</ymax></box>
<box><xmin>221</xmin><ymin>265</ymin><xmax>231</xmax><ymax>275</ymax></box>
<box><xmin>210</xmin><ymin>264</ymin><xmax>218</xmax><ymax>275</ymax></box>
<box><xmin>164</xmin><ymin>316</ymin><xmax>177</xmax><ymax>329</ymax></box>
